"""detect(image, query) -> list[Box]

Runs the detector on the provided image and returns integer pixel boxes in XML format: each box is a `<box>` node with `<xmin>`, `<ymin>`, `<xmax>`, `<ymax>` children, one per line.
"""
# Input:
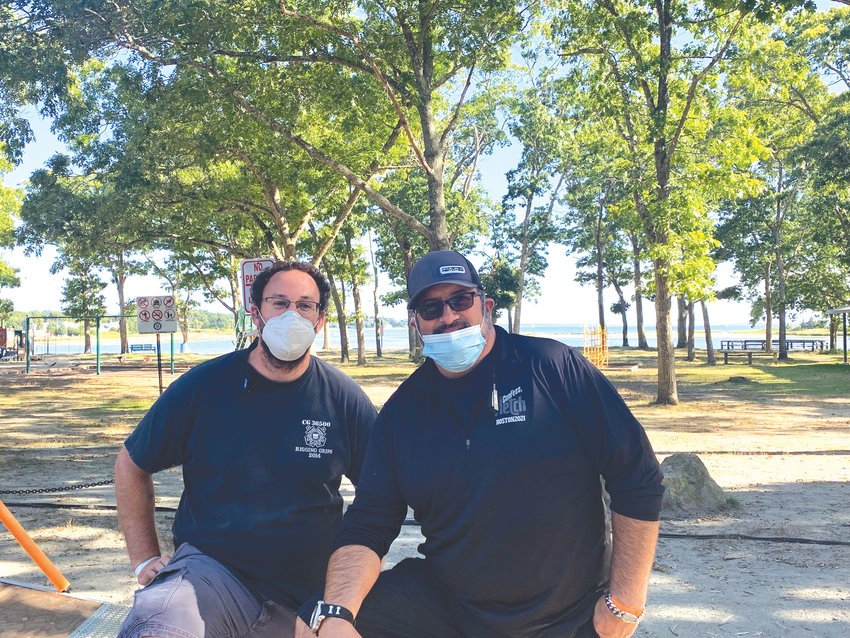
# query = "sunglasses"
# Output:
<box><xmin>415</xmin><ymin>291</ymin><xmax>479</xmax><ymax>321</ymax></box>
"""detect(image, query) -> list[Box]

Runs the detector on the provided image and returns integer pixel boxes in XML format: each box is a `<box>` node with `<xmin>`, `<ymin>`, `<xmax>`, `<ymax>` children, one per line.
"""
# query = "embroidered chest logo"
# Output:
<box><xmin>304</xmin><ymin>425</ymin><xmax>327</xmax><ymax>448</ymax></box>
<box><xmin>295</xmin><ymin>419</ymin><xmax>335</xmax><ymax>459</ymax></box>
<box><xmin>496</xmin><ymin>385</ymin><xmax>527</xmax><ymax>425</ymax></box>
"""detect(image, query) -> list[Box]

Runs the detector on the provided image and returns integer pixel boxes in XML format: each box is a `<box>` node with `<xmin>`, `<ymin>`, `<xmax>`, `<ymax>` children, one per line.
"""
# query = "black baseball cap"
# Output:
<box><xmin>407</xmin><ymin>250</ymin><xmax>481</xmax><ymax>309</ymax></box>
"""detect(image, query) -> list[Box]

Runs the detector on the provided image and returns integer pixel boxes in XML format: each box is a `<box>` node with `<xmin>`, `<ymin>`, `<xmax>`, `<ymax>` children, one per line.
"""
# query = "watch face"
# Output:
<box><xmin>309</xmin><ymin>605</ymin><xmax>324</xmax><ymax>631</ymax></box>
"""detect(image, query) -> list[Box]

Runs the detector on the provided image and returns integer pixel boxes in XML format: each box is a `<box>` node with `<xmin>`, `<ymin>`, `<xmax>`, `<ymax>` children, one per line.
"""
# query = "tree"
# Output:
<box><xmin>58</xmin><ymin>257</ymin><xmax>106</xmax><ymax>353</ymax></box>
<box><xmin>15</xmin><ymin>0</ymin><xmax>530</xmax><ymax>251</ymax></box>
<box><xmin>17</xmin><ymin>155</ymin><xmax>148</xmax><ymax>353</ymax></box>
<box><xmin>0</xmin><ymin>151</ymin><xmax>22</xmax><ymax>303</ymax></box>
<box><xmin>500</xmin><ymin>82</ymin><xmax>567</xmax><ymax>332</ymax></box>
<box><xmin>551</xmin><ymin>0</ymin><xmax>812</xmax><ymax>402</ymax></box>
<box><xmin>719</xmin><ymin>15</ymin><xmax>833</xmax><ymax>359</ymax></box>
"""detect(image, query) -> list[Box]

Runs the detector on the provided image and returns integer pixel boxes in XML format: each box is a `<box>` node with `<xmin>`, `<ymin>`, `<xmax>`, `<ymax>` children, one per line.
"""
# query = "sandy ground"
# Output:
<box><xmin>0</xmin><ymin>361</ymin><xmax>848</xmax><ymax>637</ymax></box>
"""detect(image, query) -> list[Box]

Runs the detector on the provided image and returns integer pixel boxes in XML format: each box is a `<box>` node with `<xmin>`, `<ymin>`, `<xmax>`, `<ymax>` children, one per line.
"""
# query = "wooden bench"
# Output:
<box><xmin>718</xmin><ymin>350</ymin><xmax>778</xmax><ymax>364</ymax></box>
<box><xmin>129</xmin><ymin>344</ymin><xmax>156</xmax><ymax>353</ymax></box>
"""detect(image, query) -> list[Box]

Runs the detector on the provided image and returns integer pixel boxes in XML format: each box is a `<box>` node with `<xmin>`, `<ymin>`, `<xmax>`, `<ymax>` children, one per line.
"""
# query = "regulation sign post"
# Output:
<box><xmin>137</xmin><ymin>295</ymin><xmax>178</xmax><ymax>334</ymax></box>
<box><xmin>136</xmin><ymin>295</ymin><xmax>177</xmax><ymax>396</ymax></box>
<box><xmin>240</xmin><ymin>258</ymin><xmax>275</xmax><ymax>313</ymax></box>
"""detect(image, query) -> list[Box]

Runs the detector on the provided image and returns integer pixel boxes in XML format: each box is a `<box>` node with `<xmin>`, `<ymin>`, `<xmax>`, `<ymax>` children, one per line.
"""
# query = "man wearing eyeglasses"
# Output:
<box><xmin>298</xmin><ymin>250</ymin><xmax>663</xmax><ymax>638</ymax></box>
<box><xmin>116</xmin><ymin>261</ymin><xmax>377</xmax><ymax>638</ymax></box>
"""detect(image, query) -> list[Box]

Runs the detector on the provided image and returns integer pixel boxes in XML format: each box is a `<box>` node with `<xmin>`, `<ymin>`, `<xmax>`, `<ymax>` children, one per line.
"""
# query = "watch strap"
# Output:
<box><xmin>310</xmin><ymin>601</ymin><xmax>355</xmax><ymax>634</ymax></box>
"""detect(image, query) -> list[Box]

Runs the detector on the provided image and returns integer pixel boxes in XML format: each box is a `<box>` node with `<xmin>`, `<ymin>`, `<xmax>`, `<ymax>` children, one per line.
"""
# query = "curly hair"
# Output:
<box><xmin>250</xmin><ymin>261</ymin><xmax>331</xmax><ymax>314</ymax></box>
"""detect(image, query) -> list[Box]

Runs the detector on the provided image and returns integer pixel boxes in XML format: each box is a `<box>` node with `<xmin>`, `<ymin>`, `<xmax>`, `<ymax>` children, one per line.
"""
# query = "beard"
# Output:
<box><xmin>259</xmin><ymin>338</ymin><xmax>310</xmax><ymax>371</ymax></box>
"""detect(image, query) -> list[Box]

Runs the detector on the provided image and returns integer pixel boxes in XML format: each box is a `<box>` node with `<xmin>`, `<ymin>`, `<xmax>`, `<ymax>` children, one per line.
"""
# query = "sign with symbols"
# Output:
<box><xmin>240</xmin><ymin>258</ymin><xmax>275</xmax><ymax>314</ymax></box>
<box><xmin>137</xmin><ymin>295</ymin><xmax>178</xmax><ymax>334</ymax></box>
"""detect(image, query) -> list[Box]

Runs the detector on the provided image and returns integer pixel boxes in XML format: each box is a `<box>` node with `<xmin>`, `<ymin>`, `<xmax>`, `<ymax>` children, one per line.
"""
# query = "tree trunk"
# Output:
<box><xmin>686</xmin><ymin>301</ymin><xmax>695</xmax><ymax>361</ymax></box>
<box><xmin>323</xmin><ymin>263</ymin><xmax>349</xmax><ymax>363</ymax></box>
<box><xmin>654</xmin><ymin>263</ymin><xmax>678</xmax><ymax>405</ymax></box>
<box><xmin>512</xmin><ymin>196</ymin><xmax>533</xmax><ymax>334</ymax></box>
<box><xmin>507</xmin><ymin>307</ymin><xmax>513</xmax><ymax>333</ymax></box>
<box><xmin>83</xmin><ymin>319</ymin><xmax>92</xmax><ymax>354</ymax></box>
<box><xmin>322</xmin><ymin>320</ymin><xmax>330</xmax><ymax>351</ymax></box>
<box><xmin>676</xmin><ymin>296</ymin><xmax>688</xmax><ymax>348</ymax></box>
<box><xmin>764</xmin><ymin>262</ymin><xmax>773</xmax><ymax>353</ymax></box>
<box><xmin>612</xmin><ymin>280</ymin><xmax>629</xmax><ymax>347</ymax></box>
<box><xmin>775</xmin><ymin>164</ymin><xmax>788</xmax><ymax>362</ymax></box>
<box><xmin>595</xmin><ymin>204</ymin><xmax>606</xmax><ymax>330</ymax></box>
<box><xmin>408</xmin><ymin>310</ymin><xmax>422</xmax><ymax>361</ymax></box>
<box><xmin>829</xmin><ymin>315</ymin><xmax>838</xmax><ymax>351</ymax></box>
<box><xmin>115</xmin><ymin>269</ymin><xmax>129</xmax><ymax>354</ymax></box>
<box><xmin>630</xmin><ymin>234</ymin><xmax>649</xmax><ymax>349</ymax></box>
<box><xmin>346</xmin><ymin>236</ymin><xmax>367</xmax><ymax>366</ymax></box>
<box><xmin>701</xmin><ymin>300</ymin><xmax>716</xmax><ymax>365</ymax></box>
<box><xmin>370</xmin><ymin>233</ymin><xmax>383</xmax><ymax>358</ymax></box>
<box><xmin>777</xmin><ymin>259</ymin><xmax>788</xmax><ymax>361</ymax></box>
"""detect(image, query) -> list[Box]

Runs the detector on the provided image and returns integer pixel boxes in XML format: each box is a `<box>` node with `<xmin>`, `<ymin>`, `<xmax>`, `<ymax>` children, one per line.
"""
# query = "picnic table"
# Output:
<box><xmin>719</xmin><ymin>338</ymin><xmax>826</xmax><ymax>351</ymax></box>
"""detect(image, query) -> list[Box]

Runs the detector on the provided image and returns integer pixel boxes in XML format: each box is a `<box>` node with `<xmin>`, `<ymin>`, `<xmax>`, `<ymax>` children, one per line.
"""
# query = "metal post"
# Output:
<box><xmin>156</xmin><ymin>333</ymin><xmax>164</xmax><ymax>395</ymax></box>
<box><xmin>843</xmin><ymin>313</ymin><xmax>847</xmax><ymax>365</ymax></box>
<box><xmin>25</xmin><ymin>316</ymin><xmax>30</xmax><ymax>374</ymax></box>
<box><xmin>96</xmin><ymin>316</ymin><xmax>101</xmax><ymax>375</ymax></box>
<box><xmin>170</xmin><ymin>332</ymin><xmax>175</xmax><ymax>374</ymax></box>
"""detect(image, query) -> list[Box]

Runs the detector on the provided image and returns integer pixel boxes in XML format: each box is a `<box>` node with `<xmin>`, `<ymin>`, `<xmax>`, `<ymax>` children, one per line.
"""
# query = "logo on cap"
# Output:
<box><xmin>439</xmin><ymin>266</ymin><xmax>466</xmax><ymax>275</ymax></box>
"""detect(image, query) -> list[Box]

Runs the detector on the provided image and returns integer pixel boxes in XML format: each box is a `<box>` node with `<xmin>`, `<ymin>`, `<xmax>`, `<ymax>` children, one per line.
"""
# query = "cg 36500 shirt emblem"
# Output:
<box><xmin>297</xmin><ymin>419</ymin><xmax>334</xmax><ymax>458</ymax></box>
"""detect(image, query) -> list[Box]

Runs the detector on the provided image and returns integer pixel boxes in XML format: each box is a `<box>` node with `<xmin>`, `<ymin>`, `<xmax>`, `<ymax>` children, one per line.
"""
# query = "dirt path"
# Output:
<box><xmin>0</xmin><ymin>360</ymin><xmax>848</xmax><ymax>636</ymax></box>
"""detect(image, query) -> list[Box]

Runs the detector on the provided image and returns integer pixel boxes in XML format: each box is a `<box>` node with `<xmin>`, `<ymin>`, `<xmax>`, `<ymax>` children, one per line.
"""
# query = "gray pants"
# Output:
<box><xmin>118</xmin><ymin>543</ymin><xmax>296</xmax><ymax>638</ymax></box>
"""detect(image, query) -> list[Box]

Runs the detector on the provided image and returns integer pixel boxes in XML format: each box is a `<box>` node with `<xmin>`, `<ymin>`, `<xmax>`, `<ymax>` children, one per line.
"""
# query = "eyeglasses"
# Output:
<box><xmin>415</xmin><ymin>291</ymin><xmax>479</xmax><ymax>321</ymax></box>
<box><xmin>262</xmin><ymin>296</ymin><xmax>321</xmax><ymax>315</ymax></box>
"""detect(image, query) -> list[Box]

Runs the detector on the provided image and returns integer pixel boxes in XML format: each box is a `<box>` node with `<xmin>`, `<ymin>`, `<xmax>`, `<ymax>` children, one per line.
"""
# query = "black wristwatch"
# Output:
<box><xmin>309</xmin><ymin>600</ymin><xmax>355</xmax><ymax>634</ymax></box>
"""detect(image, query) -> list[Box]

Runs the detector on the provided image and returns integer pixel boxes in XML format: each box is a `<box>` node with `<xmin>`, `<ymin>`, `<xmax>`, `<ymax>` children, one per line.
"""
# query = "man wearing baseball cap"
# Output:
<box><xmin>298</xmin><ymin>250</ymin><xmax>664</xmax><ymax>638</ymax></box>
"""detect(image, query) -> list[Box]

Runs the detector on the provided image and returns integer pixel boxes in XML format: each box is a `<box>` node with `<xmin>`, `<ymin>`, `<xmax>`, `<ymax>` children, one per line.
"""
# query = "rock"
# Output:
<box><xmin>660</xmin><ymin>453</ymin><xmax>729</xmax><ymax>519</ymax></box>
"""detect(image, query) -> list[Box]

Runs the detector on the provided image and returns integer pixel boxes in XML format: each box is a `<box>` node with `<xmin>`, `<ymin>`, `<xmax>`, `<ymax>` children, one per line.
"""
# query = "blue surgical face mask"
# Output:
<box><xmin>420</xmin><ymin>324</ymin><xmax>486</xmax><ymax>373</ymax></box>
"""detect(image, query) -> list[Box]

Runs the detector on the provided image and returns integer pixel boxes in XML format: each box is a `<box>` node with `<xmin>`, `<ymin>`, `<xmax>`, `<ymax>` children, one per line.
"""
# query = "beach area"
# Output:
<box><xmin>0</xmin><ymin>348</ymin><xmax>848</xmax><ymax>636</ymax></box>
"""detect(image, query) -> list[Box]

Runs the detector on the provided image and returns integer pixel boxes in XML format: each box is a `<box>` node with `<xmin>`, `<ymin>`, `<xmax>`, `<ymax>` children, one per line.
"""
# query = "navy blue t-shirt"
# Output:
<box><xmin>336</xmin><ymin>326</ymin><xmax>663</xmax><ymax>637</ymax></box>
<box><xmin>124</xmin><ymin>343</ymin><xmax>377</xmax><ymax>608</ymax></box>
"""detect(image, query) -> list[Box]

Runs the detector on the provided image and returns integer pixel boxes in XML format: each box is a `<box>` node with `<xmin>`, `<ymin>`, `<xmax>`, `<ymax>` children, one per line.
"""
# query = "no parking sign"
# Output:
<box><xmin>137</xmin><ymin>295</ymin><xmax>178</xmax><ymax>334</ymax></box>
<box><xmin>240</xmin><ymin>258</ymin><xmax>275</xmax><ymax>313</ymax></box>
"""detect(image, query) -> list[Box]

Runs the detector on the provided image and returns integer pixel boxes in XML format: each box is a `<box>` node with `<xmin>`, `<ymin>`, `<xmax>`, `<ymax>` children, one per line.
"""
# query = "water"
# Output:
<box><xmin>29</xmin><ymin>323</ymin><xmax>782</xmax><ymax>356</ymax></box>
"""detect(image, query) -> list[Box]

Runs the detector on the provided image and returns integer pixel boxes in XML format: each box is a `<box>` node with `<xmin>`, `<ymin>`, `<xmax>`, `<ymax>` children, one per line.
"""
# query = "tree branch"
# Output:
<box><xmin>279</xmin><ymin>2</ymin><xmax>432</xmax><ymax>176</ymax></box>
<box><xmin>230</xmin><ymin>89</ymin><xmax>432</xmax><ymax>242</ymax></box>
<box><xmin>438</xmin><ymin>64</ymin><xmax>475</xmax><ymax>154</ymax></box>
<box><xmin>669</xmin><ymin>12</ymin><xmax>746</xmax><ymax>161</ymax></box>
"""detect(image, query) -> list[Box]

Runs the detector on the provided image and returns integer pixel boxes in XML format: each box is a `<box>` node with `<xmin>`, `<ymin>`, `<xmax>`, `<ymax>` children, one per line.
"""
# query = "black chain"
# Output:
<box><xmin>0</xmin><ymin>478</ymin><xmax>114</xmax><ymax>496</ymax></box>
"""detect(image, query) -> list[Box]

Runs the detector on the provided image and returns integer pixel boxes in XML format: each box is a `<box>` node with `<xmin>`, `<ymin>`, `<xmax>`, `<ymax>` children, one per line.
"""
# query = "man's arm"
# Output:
<box><xmin>115</xmin><ymin>445</ymin><xmax>170</xmax><ymax>585</ymax></box>
<box><xmin>294</xmin><ymin>544</ymin><xmax>382</xmax><ymax>637</ymax></box>
<box><xmin>592</xmin><ymin>512</ymin><xmax>660</xmax><ymax>638</ymax></box>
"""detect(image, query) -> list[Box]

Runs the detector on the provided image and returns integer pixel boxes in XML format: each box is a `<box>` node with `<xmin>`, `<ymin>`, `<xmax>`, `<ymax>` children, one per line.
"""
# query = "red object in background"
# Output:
<box><xmin>0</xmin><ymin>327</ymin><xmax>6</xmax><ymax>349</ymax></box>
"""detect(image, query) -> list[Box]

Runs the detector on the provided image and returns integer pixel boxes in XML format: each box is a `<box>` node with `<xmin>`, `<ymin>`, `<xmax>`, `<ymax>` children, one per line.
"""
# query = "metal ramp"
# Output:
<box><xmin>0</xmin><ymin>579</ymin><xmax>129</xmax><ymax>638</ymax></box>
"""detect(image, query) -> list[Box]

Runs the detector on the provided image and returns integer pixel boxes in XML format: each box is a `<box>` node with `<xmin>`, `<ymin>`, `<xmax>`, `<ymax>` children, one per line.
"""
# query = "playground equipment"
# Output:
<box><xmin>583</xmin><ymin>325</ymin><xmax>609</xmax><ymax>369</ymax></box>
<box><xmin>22</xmin><ymin>314</ymin><xmax>176</xmax><ymax>374</ymax></box>
<box><xmin>0</xmin><ymin>499</ymin><xmax>69</xmax><ymax>592</ymax></box>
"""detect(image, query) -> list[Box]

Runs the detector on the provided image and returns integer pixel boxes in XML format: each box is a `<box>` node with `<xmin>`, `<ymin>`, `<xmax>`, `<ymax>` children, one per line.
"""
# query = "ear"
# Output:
<box><xmin>483</xmin><ymin>297</ymin><xmax>496</xmax><ymax>316</ymax></box>
<box><xmin>314</xmin><ymin>313</ymin><xmax>325</xmax><ymax>334</ymax></box>
<box><xmin>250</xmin><ymin>307</ymin><xmax>263</xmax><ymax>331</ymax></box>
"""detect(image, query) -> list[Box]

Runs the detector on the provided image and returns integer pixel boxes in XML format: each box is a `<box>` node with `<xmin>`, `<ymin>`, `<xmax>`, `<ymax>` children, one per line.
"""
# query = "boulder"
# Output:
<box><xmin>660</xmin><ymin>453</ymin><xmax>729</xmax><ymax>519</ymax></box>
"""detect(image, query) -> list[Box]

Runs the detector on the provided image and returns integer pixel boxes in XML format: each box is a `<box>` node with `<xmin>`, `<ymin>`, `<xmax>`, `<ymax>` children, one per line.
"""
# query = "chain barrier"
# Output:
<box><xmin>0</xmin><ymin>478</ymin><xmax>114</xmax><ymax>496</ymax></box>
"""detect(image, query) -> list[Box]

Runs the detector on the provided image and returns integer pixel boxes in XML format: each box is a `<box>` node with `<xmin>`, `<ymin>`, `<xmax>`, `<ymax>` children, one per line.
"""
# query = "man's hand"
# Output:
<box><xmin>135</xmin><ymin>553</ymin><xmax>172</xmax><ymax>586</ymax></box>
<box><xmin>294</xmin><ymin>617</ymin><xmax>313</xmax><ymax>638</ymax></box>
<box><xmin>295</xmin><ymin>617</ymin><xmax>361</xmax><ymax>638</ymax></box>
<box><xmin>592</xmin><ymin>595</ymin><xmax>639</xmax><ymax>638</ymax></box>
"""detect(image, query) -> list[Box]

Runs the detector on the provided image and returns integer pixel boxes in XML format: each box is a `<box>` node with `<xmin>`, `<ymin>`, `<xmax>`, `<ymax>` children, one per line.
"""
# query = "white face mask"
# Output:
<box><xmin>259</xmin><ymin>310</ymin><xmax>318</xmax><ymax>361</ymax></box>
